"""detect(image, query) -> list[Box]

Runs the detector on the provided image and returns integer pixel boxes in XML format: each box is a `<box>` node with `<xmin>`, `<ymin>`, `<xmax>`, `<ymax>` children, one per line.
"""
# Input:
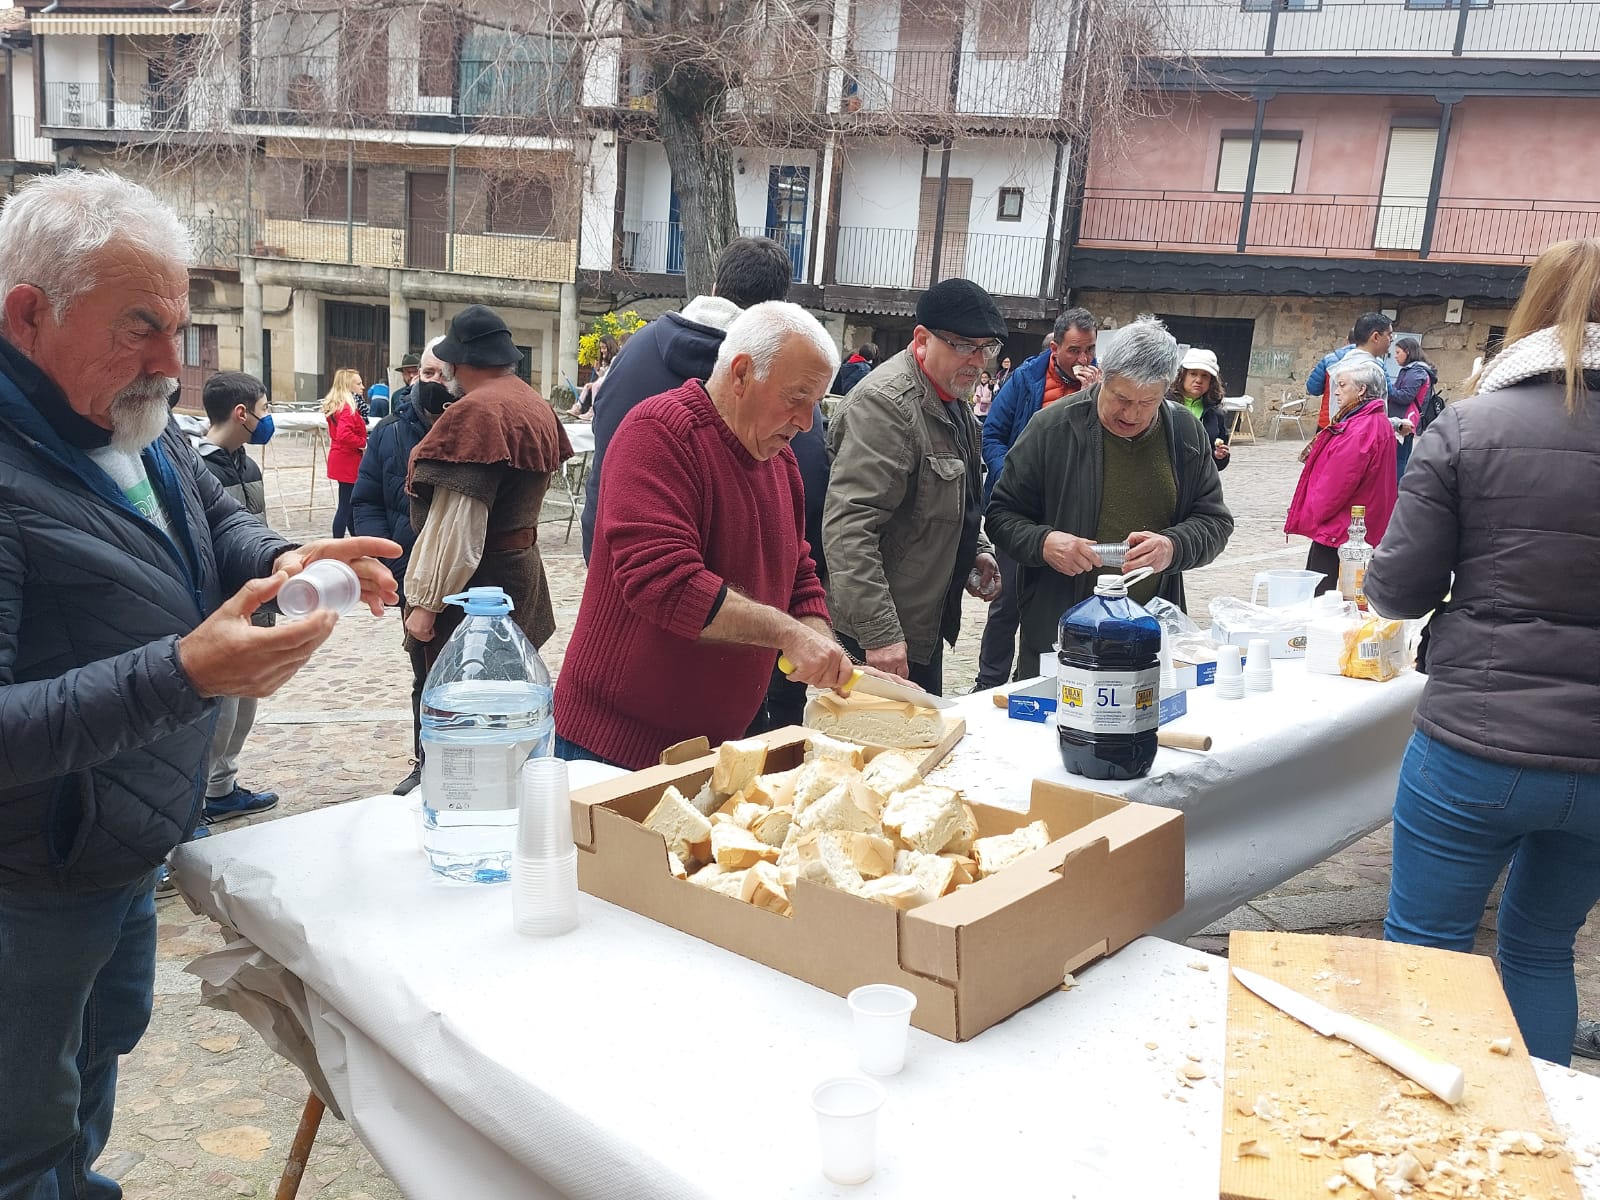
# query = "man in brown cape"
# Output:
<box><xmin>403</xmin><ymin>304</ymin><xmax>572</xmax><ymax>666</ymax></box>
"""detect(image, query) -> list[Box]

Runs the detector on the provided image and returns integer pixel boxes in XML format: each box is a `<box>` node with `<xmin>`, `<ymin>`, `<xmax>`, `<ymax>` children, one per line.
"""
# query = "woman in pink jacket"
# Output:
<box><xmin>1284</xmin><ymin>357</ymin><xmax>1397</xmax><ymax>592</ymax></box>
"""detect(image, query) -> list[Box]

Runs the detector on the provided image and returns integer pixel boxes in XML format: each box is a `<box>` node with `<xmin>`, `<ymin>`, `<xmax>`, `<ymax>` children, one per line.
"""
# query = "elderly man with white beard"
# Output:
<box><xmin>0</xmin><ymin>171</ymin><xmax>401</xmax><ymax>1197</ymax></box>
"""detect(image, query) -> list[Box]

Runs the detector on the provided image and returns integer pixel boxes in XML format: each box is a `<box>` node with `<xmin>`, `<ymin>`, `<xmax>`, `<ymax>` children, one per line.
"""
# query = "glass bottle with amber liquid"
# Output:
<box><xmin>1338</xmin><ymin>506</ymin><xmax>1373</xmax><ymax>611</ymax></box>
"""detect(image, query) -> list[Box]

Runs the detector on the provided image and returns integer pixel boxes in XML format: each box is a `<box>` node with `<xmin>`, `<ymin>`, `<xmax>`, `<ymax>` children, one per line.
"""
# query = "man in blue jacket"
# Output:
<box><xmin>0</xmin><ymin>172</ymin><xmax>400</xmax><ymax>1199</ymax></box>
<box><xmin>974</xmin><ymin>307</ymin><xmax>1099</xmax><ymax>688</ymax></box>
<box><xmin>352</xmin><ymin>338</ymin><xmax>451</xmax><ymax>794</ymax></box>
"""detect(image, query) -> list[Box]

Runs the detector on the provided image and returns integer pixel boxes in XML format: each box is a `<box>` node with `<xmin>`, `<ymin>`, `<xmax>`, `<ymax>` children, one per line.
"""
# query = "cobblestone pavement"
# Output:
<box><xmin>104</xmin><ymin>431</ymin><xmax>1598</xmax><ymax>1199</ymax></box>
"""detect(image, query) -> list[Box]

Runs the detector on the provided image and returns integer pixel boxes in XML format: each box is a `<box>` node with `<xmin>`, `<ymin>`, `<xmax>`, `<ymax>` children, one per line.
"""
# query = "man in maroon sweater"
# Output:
<box><xmin>554</xmin><ymin>302</ymin><xmax>855</xmax><ymax>769</ymax></box>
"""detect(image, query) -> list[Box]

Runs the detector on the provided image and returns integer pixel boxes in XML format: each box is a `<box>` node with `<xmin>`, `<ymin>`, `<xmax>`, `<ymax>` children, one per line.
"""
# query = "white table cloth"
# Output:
<box><xmin>173</xmin><ymin>798</ymin><xmax>1598</xmax><ymax>1200</ymax></box>
<box><xmin>938</xmin><ymin>664</ymin><xmax>1425</xmax><ymax>938</ymax></box>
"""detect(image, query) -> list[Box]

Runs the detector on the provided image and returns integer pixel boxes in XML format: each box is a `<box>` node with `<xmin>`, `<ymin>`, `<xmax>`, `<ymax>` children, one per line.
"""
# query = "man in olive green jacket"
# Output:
<box><xmin>823</xmin><ymin>278</ymin><xmax>1004</xmax><ymax>696</ymax></box>
<box><xmin>986</xmin><ymin>317</ymin><xmax>1234</xmax><ymax>676</ymax></box>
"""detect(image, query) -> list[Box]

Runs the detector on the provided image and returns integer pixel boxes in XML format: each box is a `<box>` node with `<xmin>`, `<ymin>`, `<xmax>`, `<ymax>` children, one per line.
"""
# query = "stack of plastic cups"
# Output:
<box><xmin>278</xmin><ymin>559</ymin><xmax>362</xmax><ymax>618</ymax></box>
<box><xmin>1158</xmin><ymin>627</ymin><xmax>1177</xmax><ymax>696</ymax></box>
<box><xmin>513</xmin><ymin>759</ymin><xmax>579</xmax><ymax>937</ymax></box>
<box><xmin>1244</xmin><ymin>638</ymin><xmax>1274</xmax><ymax>693</ymax></box>
<box><xmin>1214</xmin><ymin>644</ymin><xmax>1245</xmax><ymax>700</ymax></box>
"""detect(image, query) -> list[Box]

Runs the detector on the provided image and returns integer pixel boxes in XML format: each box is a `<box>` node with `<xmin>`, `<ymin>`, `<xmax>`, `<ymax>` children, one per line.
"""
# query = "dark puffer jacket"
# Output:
<box><xmin>1366</xmin><ymin>371</ymin><xmax>1600</xmax><ymax>773</ymax></box>
<box><xmin>0</xmin><ymin>363</ymin><xmax>289</xmax><ymax>891</ymax></box>
<box><xmin>352</xmin><ymin>398</ymin><xmax>429</xmax><ymax>597</ymax></box>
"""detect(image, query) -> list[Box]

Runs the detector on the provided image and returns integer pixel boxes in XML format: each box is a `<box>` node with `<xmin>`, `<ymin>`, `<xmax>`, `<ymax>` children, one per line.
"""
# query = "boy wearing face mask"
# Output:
<box><xmin>185</xmin><ymin>370</ymin><xmax>281</xmax><ymax>831</ymax></box>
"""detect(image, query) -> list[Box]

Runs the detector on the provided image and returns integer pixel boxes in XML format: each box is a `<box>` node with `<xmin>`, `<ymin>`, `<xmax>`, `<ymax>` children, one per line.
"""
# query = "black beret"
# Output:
<box><xmin>434</xmin><ymin>305</ymin><xmax>523</xmax><ymax>368</ymax></box>
<box><xmin>915</xmin><ymin>278</ymin><xmax>1007</xmax><ymax>340</ymax></box>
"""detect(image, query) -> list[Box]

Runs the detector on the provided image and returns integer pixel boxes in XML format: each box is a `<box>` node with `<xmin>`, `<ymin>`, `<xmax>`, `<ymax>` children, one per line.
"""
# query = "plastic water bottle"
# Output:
<box><xmin>420</xmin><ymin>587</ymin><xmax>553</xmax><ymax>883</ymax></box>
<box><xmin>1055</xmin><ymin>571</ymin><xmax>1161</xmax><ymax>781</ymax></box>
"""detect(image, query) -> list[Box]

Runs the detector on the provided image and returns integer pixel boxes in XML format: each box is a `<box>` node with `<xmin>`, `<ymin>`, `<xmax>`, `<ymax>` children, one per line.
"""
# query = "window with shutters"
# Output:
<box><xmin>1215</xmin><ymin>135</ymin><xmax>1299</xmax><ymax>194</ymax></box>
<box><xmin>975</xmin><ymin>0</ymin><xmax>1030</xmax><ymax>59</ymax></box>
<box><xmin>487</xmin><ymin>177</ymin><xmax>557</xmax><ymax>237</ymax></box>
<box><xmin>305</xmin><ymin>167</ymin><xmax>369</xmax><ymax>223</ymax></box>
<box><xmin>1374</xmin><ymin>125</ymin><xmax>1439</xmax><ymax>251</ymax></box>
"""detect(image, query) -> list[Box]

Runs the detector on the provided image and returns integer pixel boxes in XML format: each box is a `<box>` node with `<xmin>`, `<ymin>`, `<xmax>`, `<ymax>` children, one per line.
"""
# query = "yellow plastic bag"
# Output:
<box><xmin>1339</xmin><ymin>617</ymin><xmax>1407</xmax><ymax>681</ymax></box>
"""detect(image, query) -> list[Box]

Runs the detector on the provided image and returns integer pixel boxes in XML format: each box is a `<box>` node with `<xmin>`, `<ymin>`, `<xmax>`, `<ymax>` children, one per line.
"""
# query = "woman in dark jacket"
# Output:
<box><xmin>1387</xmin><ymin>337</ymin><xmax>1437</xmax><ymax>480</ymax></box>
<box><xmin>1166</xmin><ymin>346</ymin><xmax>1231</xmax><ymax>472</ymax></box>
<box><xmin>1367</xmin><ymin>237</ymin><xmax>1600</xmax><ymax>1066</ymax></box>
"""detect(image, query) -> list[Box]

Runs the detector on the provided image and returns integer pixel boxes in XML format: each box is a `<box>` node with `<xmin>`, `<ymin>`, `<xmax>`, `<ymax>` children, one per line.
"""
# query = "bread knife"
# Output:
<box><xmin>1231</xmin><ymin>966</ymin><xmax>1465</xmax><ymax>1105</ymax></box>
<box><xmin>776</xmin><ymin>655</ymin><xmax>956</xmax><ymax>711</ymax></box>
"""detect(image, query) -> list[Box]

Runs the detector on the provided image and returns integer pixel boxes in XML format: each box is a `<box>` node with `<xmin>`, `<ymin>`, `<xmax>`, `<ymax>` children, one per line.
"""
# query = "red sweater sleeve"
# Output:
<box><xmin>597</xmin><ymin>411</ymin><xmax>725</xmax><ymax>639</ymax></box>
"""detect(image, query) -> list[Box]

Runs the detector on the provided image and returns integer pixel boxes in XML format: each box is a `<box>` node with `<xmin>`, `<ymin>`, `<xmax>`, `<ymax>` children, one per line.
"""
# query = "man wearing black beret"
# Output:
<box><xmin>822</xmin><ymin>277</ymin><xmax>1005</xmax><ymax>695</ymax></box>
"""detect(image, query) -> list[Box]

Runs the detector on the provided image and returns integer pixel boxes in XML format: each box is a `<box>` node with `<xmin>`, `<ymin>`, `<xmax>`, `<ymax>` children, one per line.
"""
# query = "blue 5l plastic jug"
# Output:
<box><xmin>420</xmin><ymin>587</ymin><xmax>554</xmax><ymax>882</ymax></box>
<box><xmin>1056</xmin><ymin>570</ymin><xmax>1161</xmax><ymax>781</ymax></box>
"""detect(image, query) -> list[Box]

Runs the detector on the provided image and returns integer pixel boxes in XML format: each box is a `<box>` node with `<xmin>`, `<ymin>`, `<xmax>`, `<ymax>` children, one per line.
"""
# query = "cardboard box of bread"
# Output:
<box><xmin>569</xmin><ymin>727</ymin><xmax>1185</xmax><ymax>1041</ymax></box>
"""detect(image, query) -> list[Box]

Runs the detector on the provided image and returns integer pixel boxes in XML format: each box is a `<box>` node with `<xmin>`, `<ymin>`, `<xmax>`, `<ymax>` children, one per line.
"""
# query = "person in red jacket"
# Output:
<box><xmin>322</xmin><ymin>367</ymin><xmax>367</xmax><ymax>536</ymax></box>
<box><xmin>554</xmin><ymin>301</ymin><xmax>856</xmax><ymax>769</ymax></box>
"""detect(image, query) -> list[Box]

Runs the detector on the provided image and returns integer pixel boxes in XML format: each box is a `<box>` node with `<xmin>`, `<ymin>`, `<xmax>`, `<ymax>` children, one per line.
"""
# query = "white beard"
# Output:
<box><xmin>107</xmin><ymin>377</ymin><xmax>177</xmax><ymax>454</ymax></box>
<box><xmin>437</xmin><ymin>362</ymin><xmax>464</xmax><ymax>398</ymax></box>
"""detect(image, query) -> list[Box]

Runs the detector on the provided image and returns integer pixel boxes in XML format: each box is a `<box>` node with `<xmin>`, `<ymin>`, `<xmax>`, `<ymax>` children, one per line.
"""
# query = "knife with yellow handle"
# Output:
<box><xmin>1232</xmin><ymin>966</ymin><xmax>1466</xmax><ymax>1105</ymax></box>
<box><xmin>776</xmin><ymin>655</ymin><xmax>956</xmax><ymax>711</ymax></box>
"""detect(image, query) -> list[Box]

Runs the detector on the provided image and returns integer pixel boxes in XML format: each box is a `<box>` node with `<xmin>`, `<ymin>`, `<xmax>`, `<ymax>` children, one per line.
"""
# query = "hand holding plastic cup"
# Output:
<box><xmin>277</xmin><ymin>559</ymin><xmax>361</xmax><ymax>618</ymax></box>
<box><xmin>848</xmin><ymin>983</ymin><xmax>917</xmax><ymax>1076</ymax></box>
<box><xmin>812</xmin><ymin>1076</ymin><xmax>887</xmax><ymax>1186</ymax></box>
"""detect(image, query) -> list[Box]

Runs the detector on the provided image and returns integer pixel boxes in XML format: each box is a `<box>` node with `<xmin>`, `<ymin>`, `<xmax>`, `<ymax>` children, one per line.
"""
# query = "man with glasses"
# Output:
<box><xmin>975</xmin><ymin>306</ymin><xmax>1099</xmax><ymax>688</ymax></box>
<box><xmin>986</xmin><ymin>317</ymin><xmax>1234</xmax><ymax>676</ymax></box>
<box><xmin>823</xmin><ymin>277</ymin><xmax>1004</xmax><ymax>695</ymax></box>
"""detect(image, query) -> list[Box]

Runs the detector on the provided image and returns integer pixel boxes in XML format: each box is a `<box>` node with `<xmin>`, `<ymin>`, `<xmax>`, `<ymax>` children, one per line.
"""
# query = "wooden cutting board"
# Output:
<box><xmin>1220</xmin><ymin>931</ymin><xmax>1579</xmax><ymax>1200</ymax></box>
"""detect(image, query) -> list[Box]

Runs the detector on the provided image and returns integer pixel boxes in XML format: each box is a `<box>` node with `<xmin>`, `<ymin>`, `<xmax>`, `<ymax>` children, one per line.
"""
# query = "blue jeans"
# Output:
<box><xmin>1396</xmin><ymin>433</ymin><xmax>1413</xmax><ymax>481</ymax></box>
<box><xmin>554</xmin><ymin>734</ymin><xmax>622</xmax><ymax>769</ymax></box>
<box><xmin>1385</xmin><ymin>732</ymin><xmax>1600</xmax><ymax>1065</ymax></box>
<box><xmin>0</xmin><ymin>876</ymin><xmax>158</xmax><ymax>1200</ymax></box>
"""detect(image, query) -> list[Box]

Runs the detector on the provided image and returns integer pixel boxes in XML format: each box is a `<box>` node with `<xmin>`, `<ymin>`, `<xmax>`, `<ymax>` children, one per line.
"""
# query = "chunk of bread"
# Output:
<box><xmin>688</xmin><ymin>864</ymin><xmax>749</xmax><ymax>899</ymax></box>
<box><xmin>943</xmin><ymin>803</ymin><xmax>980</xmax><ymax>857</ymax></box>
<box><xmin>860</xmin><ymin>751</ymin><xmax>923</xmax><ymax>801</ymax></box>
<box><xmin>895</xmin><ymin>849</ymin><xmax>958</xmax><ymax>901</ymax></box>
<box><xmin>795</xmin><ymin>782</ymin><xmax>880</xmax><ymax>837</ymax></box>
<box><xmin>713</xmin><ymin>798</ymin><xmax>765</xmax><ymax>829</ymax></box>
<box><xmin>790</xmin><ymin>758</ymin><xmax>857</xmax><ymax>819</ymax></box>
<box><xmin>804</xmin><ymin>732</ymin><xmax>865</xmax><ymax>770</ymax></box>
<box><xmin>940</xmin><ymin>853</ymin><xmax>978</xmax><ymax>888</ymax></box>
<box><xmin>687</xmin><ymin>780</ymin><xmax>719</xmax><ymax>817</ymax></box>
<box><xmin>881</xmin><ymin>784</ymin><xmax>965</xmax><ymax>854</ymax></box>
<box><xmin>667</xmin><ymin>852</ymin><xmax>689</xmax><ymax>881</ymax></box>
<box><xmin>748</xmin><ymin>768</ymin><xmax>799</xmax><ymax>808</ymax></box>
<box><xmin>749</xmin><ymin>806</ymin><xmax>793</xmax><ymax>848</ymax></box>
<box><xmin>644</xmin><ymin>785</ymin><xmax>714</xmax><ymax>864</ymax></box>
<box><xmin>972</xmin><ymin>820</ymin><xmax>1052</xmax><ymax>878</ymax></box>
<box><xmin>799</xmin><ymin>830</ymin><xmax>896</xmax><ymax>881</ymax></box>
<box><xmin>793</xmin><ymin>834</ymin><xmax>865</xmax><ymax>893</ymax></box>
<box><xmin>741</xmin><ymin>861</ymin><xmax>792</xmax><ymax>916</ymax></box>
<box><xmin>805</xmin><ymin>691</ymin><xmax>945</xmax><ymax>749</ymax></box>
<box><xmin>711</xmin><ymin>821</ymin><xmax>778</xmax><ymax>871</ymax></box>
<box><xmin>856</xmin><ymin>874</ymin><xmax>928</xmax><ymax>910</ymax></box>
<box><xmin>711</xmin><ymin>737</ymin><xmax>768</xmax><ymax>798</ymax></box>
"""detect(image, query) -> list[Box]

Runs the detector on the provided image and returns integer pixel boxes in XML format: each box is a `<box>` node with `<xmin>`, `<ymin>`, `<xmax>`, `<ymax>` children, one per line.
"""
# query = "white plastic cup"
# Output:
<box><xmin>518</xmin><ymin>759</ymin><xmax>575</xmax><ymax>860</ymax></box>
<box><xmin>848</xmin><ymin>983</ymin><xmax>918</xmax><ymax>1076</ymax></box>
<box><xmin>811</xmin><ymin>1076</ymin><xmax>886</xmax><ymax>1186</ymax></box>
<box><xmin>278</xmin><ymin>559</ymin><xmax>361</xmax><ymax>618</ymax></box>
<box><xmin>409</xmin><ymin>799</ymin><xmax>426</xmax><ymax>854</ymax></box>
<box><xmin>1215</xmin><ymin>644</ymin><xmax>1243</xmax><ymax>678</ymax></box>
<box><xmin>1245</xmin><ymin>638</ymin><xmax>1272</xmax><ymax>672</ymax></box>
<box><xmin>512</xmin><ymin>850</ymin><xmax>579</xmax><ymax>937</ymax></box>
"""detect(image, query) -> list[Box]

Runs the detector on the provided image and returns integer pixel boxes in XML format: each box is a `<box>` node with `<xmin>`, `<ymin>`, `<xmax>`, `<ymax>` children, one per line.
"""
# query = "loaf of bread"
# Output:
<box><xmin>803</xmin><ymin>692</ymin><xmax>945</xmax><ymax>749</ymax></box>
<box><xmin>711</xmin><ymin>736</ymin><xmax>768</xmax><ymax>798</ymax></box>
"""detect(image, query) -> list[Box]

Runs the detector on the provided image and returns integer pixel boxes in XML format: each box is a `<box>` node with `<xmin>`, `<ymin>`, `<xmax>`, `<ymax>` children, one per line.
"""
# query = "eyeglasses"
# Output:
<box><xmin>931</xmin><ymin>331</ymin><xmax>1004</xmax><ymax>360</ymax></box>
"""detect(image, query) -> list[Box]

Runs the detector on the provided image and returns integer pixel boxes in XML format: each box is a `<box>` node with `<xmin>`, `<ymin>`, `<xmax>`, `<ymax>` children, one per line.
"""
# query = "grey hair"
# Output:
<box><xmin>1332</xmin><ymin>357</ymin><xmax>1388</xmax><ymax>399</ymax></box>
<box><xmin>0</xmin><ymin>172</ymin><xmax>192</xmax><ymax>323</ymax></box>
<box><xmin>712</xmin><ymin>301</ymin><xmax>841</xmax><ymax>381</ymax></box>
<box><xmin>1097</xmin><ymin>316</ymin><xmax>1182</xmax><ymax>389</ymax></box>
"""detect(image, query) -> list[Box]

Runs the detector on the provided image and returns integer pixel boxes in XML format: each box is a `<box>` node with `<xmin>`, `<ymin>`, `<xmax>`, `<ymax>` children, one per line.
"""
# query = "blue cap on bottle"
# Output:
<box><xmin>443</xmin><ymin>587</ymin><xmax>515</xmax><ymax>616</ymax></box>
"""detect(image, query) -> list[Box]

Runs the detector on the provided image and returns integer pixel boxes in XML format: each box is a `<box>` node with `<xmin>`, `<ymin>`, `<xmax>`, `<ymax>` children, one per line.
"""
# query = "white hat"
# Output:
<box><xmin>1179</xmin><ymin>347</ymin><xmax>1220</xmax><ymax>381</ymax></box>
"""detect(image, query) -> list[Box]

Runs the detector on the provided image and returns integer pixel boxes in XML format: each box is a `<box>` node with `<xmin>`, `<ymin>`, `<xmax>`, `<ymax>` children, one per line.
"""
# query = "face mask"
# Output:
<box><xmin>415</xmin><ymin>380</ymin><xmax>455</xmax><ymax>416</ymax></box>
<box><xmin>246</xmin><ymin>412</ymin><xmax>276</xmax><ymax>445</ymax></box>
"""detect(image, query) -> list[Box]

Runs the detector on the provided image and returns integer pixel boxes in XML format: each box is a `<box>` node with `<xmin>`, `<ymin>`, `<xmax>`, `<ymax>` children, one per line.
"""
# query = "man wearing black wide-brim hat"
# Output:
<box><xmin>402</xmin><ymin>304</ymin><xmax>572</xmax><ymax>665</ymax></box>
<box><xmin>822</xmin><ymin>278</ymin><xmax>1005</xmax><ymax>696</ymax></box>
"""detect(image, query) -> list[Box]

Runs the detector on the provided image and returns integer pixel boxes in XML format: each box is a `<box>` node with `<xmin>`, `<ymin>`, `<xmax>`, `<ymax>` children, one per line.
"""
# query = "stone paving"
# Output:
<box><xmin>101</xmin><ymin>428</ymin><xmax>1598</xmax><ymax>1199</ymax></box>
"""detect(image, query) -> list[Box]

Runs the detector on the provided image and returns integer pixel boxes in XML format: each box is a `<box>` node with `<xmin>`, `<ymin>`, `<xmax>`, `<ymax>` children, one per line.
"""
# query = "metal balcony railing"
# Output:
<box><xmin>1160</xmin><ymin>0</ymin><xmax>1600</xmax><ymax>60</ymax></box>
<box><xmin>621</xmin><ymin>222</ymin><xmax>807</xmax><ymax>281</ymax></box>
<box><xmin>182</xmin><ymin>215</ymin><xmax>250</xmax><ymax>271</ymax></box>
<box><xmin>248</xmin><ymin>52</ymin><xmax>579</xmax><ymax>122</ymax></box>
<box><xmin>250</xmin><ymin>212</ymin><xmax>578</xmax><ymax>283</ymax></box>
<box><xmin>1078</xmin><ymin>189</ymin><xmax>1600</xmax><ymax>263</ymax></box>
<box><xmin>42</xmin><ymin>80</ymin><xmax>194</xmax><ymax>132</ymax></box>
<box><xmin>832</xmin><ymin>225</ymin><xmax>1053</xmax><ymax>297</ymax></box>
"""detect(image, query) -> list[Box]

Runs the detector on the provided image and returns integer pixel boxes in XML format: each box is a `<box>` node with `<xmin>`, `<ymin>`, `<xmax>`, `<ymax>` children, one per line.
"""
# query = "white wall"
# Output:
<box><xmin>42</xmin><ymin>34</ymin><xmax>101</xmax><ymax>85</ymax></box>
<box><xmin>578</xmin><ymin>131</ymin><xmax>618</xmax><ymax>271</ymax></box>
<box><xmin>9</xmin><ymin>52</ymin><xmax>53</xmax><ymax>163</ymax></box>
